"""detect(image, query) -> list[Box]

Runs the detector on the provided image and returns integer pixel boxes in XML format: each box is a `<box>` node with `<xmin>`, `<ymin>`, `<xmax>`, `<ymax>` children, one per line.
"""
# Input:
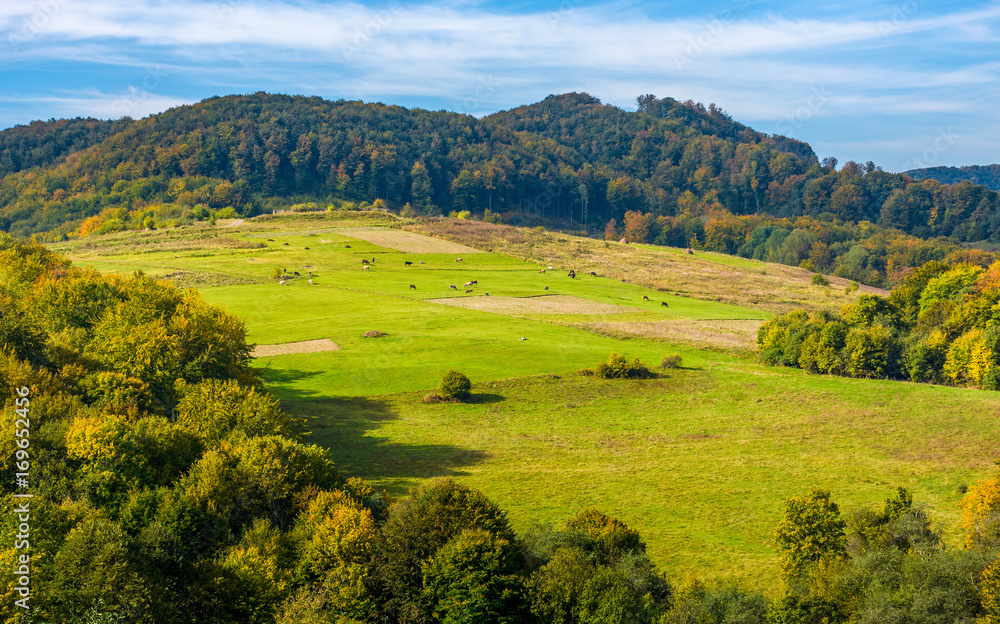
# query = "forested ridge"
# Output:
<box><xmin>3</xmin><ymin>92</ymin><xmax>1000</xmax><ymax>286</ymax></box>
<box><xmin>906</xmin><ymin>164</ymin><xmax>1000</xmax><ymax>192</ymax></box>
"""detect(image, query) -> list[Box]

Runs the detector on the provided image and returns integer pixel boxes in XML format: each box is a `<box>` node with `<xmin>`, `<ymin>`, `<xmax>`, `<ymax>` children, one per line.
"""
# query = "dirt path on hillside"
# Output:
<box><xmin>252</xmin><ymin>338</ymin><xmax>340</xmax><ymax>357</ymax></box>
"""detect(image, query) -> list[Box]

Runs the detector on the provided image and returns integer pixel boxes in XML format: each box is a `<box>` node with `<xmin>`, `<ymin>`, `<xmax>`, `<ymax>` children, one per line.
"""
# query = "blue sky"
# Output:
<box><xmin>1</xmin><ymin>0</ymin><xmax>998</xmax><ymax>172</ymax></box>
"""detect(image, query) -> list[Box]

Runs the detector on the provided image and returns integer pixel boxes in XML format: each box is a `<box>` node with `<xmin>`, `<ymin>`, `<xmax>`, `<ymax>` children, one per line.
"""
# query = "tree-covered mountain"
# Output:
<box><xmin>906</xmin><ymin>164</ymin><xmax>1000</xmax><ymax>192</ymax></box>
<box><xmin>1</xmin><ymin>91</ymin><xmax>999</xmax><ymax>257</ymax></box>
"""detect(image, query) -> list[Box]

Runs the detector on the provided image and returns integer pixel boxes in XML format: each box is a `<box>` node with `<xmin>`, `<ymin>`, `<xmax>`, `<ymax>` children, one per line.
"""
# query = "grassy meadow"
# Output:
<box><xmin>52</xmin><ymin>213</ymin><xmax>1000</xmax><ymax>590</ymax></box>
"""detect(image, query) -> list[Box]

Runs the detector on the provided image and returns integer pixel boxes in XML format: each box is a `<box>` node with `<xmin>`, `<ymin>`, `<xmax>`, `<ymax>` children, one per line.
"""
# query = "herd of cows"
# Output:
<box><xmin>271</xmin><ymin>242</ymin><xmax>669</xmax><ymax>306</ymax></box>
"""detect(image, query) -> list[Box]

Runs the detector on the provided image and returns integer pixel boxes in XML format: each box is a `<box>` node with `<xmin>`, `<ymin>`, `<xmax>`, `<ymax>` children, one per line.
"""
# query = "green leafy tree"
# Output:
<box><xmin>527</xmin><ymin>547</ymin><xmax>593</xmax><ymax>624</ymax></box>
<box><xmin>371</xmin><ymin>479</ymin><xmax>519</xmax><ymax>622</ymax></box>
<box><xmin>421</xmin><ymin>529</ymin><xmax>528</xmax><ymax>624</ymax></box>
<box><xmin>774</xmin><ymin>489</ymin><xmax>847</xmax><ymax>582</ymax></box>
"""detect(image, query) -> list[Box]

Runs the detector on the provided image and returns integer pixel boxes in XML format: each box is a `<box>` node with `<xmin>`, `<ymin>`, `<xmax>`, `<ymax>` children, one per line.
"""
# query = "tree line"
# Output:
<box><xmin>3</xmin><ymin>92</ymin><xmax>1000</xmax><ymax>258</ymax></box>
<box><xmin>758</xmin><ymin>255</ymin><xmax>1000</xmax><ymax>388</ymax></box>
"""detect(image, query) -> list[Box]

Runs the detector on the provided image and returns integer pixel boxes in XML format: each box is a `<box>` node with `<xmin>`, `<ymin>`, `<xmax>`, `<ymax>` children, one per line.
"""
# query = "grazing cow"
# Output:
<box><xmin>685</xmin><ymin>248</ymin><xmax>694</xmax><ymax>255</ymax></box>
<box><xmin>307</xmin><ymin>279</ymin><xmax>314</xmax><ymax>285</ymax></box>
<box><xmin>361</xmin><ymin>265</ymin><xmax>370</xmax><ymax>271</ymax></box>
<box><xmin>283</xmin><ymin>242</ymin><xmax>289</xmax><ymax>246</ymax></box>
<box><xmin>544</xmin><ymin>286</ymin><xmax>549</xmax><ymax>290</ymax></box>
<box><xmin>294</xmin><ymin>271</ymin><xmax>300</xmax><ymax>276</ymax></box>
<box><xmin>456</xmin><ymin>258</ymin><xmax>463</xmax><ymax>263</ymax></box>
<box><xmin>465</xmin><ymin>281</ymin><xmax>473</xmax><ymax>287</ymax></box>
<box><xmin>643</xmin><ymin>296</ymin><xmax>650</xmax><ymax>301</ymax></box>
<box><xmin>278</xmin><ymin>280</ymin><xmax>286</xmax><ymax>285</ymax></box>
<box><xmin>547</xmin><ymin>266</ymin><xmax>554</xmax><ymax>270</ymax></box>
<box><xmin>568</xmin><ymin>270</ymin><xmax>576</xmax><ymax>279</ymax></box>
<box><xmin>405</xmin><ymin>261</ymin><xmax>413</xmax><ymax>266</ymax></box>
<box><xmin>470</xmin><ymin>280</ymin><xmax>478</xmax><ymax>285</ymax></box>
<box><xmin>661</xmin><ymin>301</ymin><xmax>668</xmax><ymax>307</ymax></box>
<box><xmin>539</xmin><ymin>269</ymin><xmax>546</xmax><ymax>273</ymax></box>
<box><xmin>362</xmin><ymin>259</ymin><xmax>370</xmax><ymax>265</ymax></box>
<box><xmin>267</xmin><ymin>238</ymin><xmax>274</xmax><ymax>241</ymax></box>
<box><xmin>520</xmin><ymin>337</ymin><xmax>527</xmax><ymax>341</ymax></box>
<box><xmin>304</xmin><ymin>247</ymin><xmax>310</xmax><ymax>250</ymax></box>
<box><xmin>409</xmin><ymin>284</ymin><xmax>416</xmax><ymax>289</ymax></box>
<box><xmin>449</xmin><ymin>284</ymin><xmax>457</xmax><ymax>290</ymax></box>
<box><xmin>465</xmin><ymin>289</ymin><xmax>474</xmax><ymax>293</ymax></box>
<box><xmin>345</xmin><ymin>244</ymin><xmax>351</xmax><ymax>248</ymax></box>
<box><xmin>419</xmin><ymin>261</ymin><xmax>425</xmax><ymax>264</ymax></box>
<box><xmin>590</xmin><ymin>272</ymin><xmax>597</xmax><ymax>277</ymax></box>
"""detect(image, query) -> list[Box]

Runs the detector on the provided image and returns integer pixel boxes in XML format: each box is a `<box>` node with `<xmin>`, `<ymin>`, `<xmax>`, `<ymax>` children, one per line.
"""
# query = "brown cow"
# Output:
<box><xmin>465</xmin><ymin>289</ymin><xmax>474</xmax><ymax>293</ymax></box>
<box><xmin>456</xmin><ymin>257</ymin><xmax>464</xmax><ymax>262</ymax></box>
<box><xmin>409</xmin><ymin>284</ymin><xmax>416</xmax><ymax>289</ymax></box>
<box><xmin>449</xmin><ymin>284</ymin><xmax>457</xmax><ymax>289</ymax></box>
<box><xmin>362</xmin><ymin>259</ymin><xmax>370</xmax><ymax>265</ymax></box>
<box><xmin>590</xmin><ymin>272</ymin><xmax>597</xmax><ymax>276</ymax></box>
<box><xmin>643</xmin><ymin>296</ymin><xmax>650</xmax><ymax>301</ymax></box>
<box><xmin>661</xmin><ymin>301</ymin><xmax>668</xmax><ymax>307</ymax></box>
<box><xmin>568</xmin><ymin>270</ymin><xmax>576</xmax><ymax>279</ymax></box>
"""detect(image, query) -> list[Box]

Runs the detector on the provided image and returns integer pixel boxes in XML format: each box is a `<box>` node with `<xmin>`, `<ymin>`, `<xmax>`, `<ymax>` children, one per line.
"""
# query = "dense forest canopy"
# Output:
<box><xmin>2</xmin><ymin>91</ymin><xmax>999</xmax><ymax>252</ymax></box>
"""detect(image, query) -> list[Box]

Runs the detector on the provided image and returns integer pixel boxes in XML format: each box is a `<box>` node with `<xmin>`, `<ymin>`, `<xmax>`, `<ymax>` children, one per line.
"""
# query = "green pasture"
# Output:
<box><xmin>284</xmin><ymin>365</ymin><xmax>1000</xmax><ymax>590</ymax></box>
<box><xmin>57</xmin><ymin>216</ymin><xmax>1000</xmax><ymax>590</ymax></box>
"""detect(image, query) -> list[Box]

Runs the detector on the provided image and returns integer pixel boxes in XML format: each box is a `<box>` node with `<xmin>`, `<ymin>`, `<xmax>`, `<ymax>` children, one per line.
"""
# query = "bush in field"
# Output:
<box><xmin>660</xmin><ymin>354</ymin><xmax>682</xmax><ymax>369</ymax></box>
<box><xmin>595</xmin><ymin>352</ymin><xmax>653</xmax><ymax>379</ymax></box>
<box><xmin>811</xmin><ymin>273</ymin><xmax>829</xmax><ymax>286</ymax></box>
<box><xmin>439</xmin><ymin>370</ymin><xmax>472</xmax><ymax>400</ymax></box>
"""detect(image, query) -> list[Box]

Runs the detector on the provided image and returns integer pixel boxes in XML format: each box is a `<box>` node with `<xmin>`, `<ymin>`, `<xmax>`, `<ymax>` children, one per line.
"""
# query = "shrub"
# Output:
<box><xmin>577</xmin><ymin>368</ymin><xmax>595</xmax><ymax>376</ymax></box>
<box><xmin>439</xmin><ymin>370</ymin><xmax>472</xmax><ymax>400</ymax></box>
<box><xmin>845</xmin><ymin>281</ymin><xmax>859</xmax><ymax>294</ymax></box>
<box><xmin>594</xmin><ymin>353</ymin><xmax>652</xmax><ymax>379</ymax></box>
<box><xmin>362</xmin><ymin>330</ymin><xmax>385</xmax><ymax>338</ymax></box>
<box><xmin>660</xmin><ymin>354</ymin><xmax>682</xmax><ymax>369</ymax></box>
<box><xmin>811</xmin><ymin>273</ymin><xmax>830</xmax><ymax>286</ymax></box>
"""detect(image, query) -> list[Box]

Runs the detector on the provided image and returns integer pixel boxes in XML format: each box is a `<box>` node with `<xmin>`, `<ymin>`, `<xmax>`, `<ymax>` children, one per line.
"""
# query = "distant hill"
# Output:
<box><xmin>0</xmin><ymin>117</ymin><xmax>131</xmax><ymax>178</ymax></box>
<box><xmin>906</xmin><ymin>164</ymin><xmax>1000</xmax><ymax>191</ymax></box>
<box><xmin>0</xmin><ymin>91</ymin><xmax>998</xmax><ymax>254</ymax></box>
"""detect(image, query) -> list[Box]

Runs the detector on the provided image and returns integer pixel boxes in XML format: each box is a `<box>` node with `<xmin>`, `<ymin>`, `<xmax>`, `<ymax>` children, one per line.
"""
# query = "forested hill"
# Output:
<box><xmin>906</xmin><ymin>164</ymin><xmax>1000</xmax><ymax>192</ymax></box>
<box><xmin>2</xmin><ymin>91</ymin><xmax>1000</xmax><ymax>258</ymax></box>
<box><xmin>0</xmin><ymin>117</ymin><xmax>131</xmax><ymax>178</ymax></box>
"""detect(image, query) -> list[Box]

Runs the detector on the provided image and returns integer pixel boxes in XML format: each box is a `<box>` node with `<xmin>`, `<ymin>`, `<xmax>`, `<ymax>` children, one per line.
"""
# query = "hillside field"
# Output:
<box><xmin>52</xmin><ymin>213</ymin><xmax>1000</xmax><ymax>590</ymax></box>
